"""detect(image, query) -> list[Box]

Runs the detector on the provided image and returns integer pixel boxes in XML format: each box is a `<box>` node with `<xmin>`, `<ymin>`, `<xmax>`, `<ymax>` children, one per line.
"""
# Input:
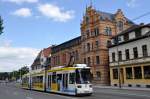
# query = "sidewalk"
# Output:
<box><xmin>94</xmin><ymin>85</ymin><xmax>150</xmax><ymax>91</ymax></box>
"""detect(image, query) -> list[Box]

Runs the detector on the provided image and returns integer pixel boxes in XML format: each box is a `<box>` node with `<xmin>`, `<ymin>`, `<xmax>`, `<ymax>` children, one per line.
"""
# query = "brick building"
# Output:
<box><xmin>51</xmin><ymin>36</ymin><xmax>81</xmax><ymax>67</ymax></box>
<box><xmin>51</xmin><ymin>6</ymin><xmax>134</xmax><ymax>85</ymax></box>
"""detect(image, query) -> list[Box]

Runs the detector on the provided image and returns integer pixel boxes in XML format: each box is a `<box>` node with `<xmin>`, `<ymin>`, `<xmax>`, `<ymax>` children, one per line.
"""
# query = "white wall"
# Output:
<box><xmin>129</xmin><ymin>32</ymin><xmax>135</xmax><ymax>39</ymax></box>
<box><xmin>109</xmin><ymin>37</ymin><xmax>150</xmax><ymax>63</ymax></box>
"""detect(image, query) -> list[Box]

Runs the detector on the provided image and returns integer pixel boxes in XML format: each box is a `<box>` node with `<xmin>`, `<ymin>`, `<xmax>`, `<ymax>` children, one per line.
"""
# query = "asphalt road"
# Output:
<box><xmin>0</xmin><ymin>83</ymin><xmax>150</xmax><ymax>99</ymax></box>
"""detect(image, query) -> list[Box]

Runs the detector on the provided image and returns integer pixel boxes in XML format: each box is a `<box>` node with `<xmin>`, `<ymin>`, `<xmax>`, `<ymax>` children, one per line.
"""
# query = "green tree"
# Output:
<box><xmin>0</xmin><ymin>16</ymin><xmax>4</xmax><ymax>35</ymax></box>
<box><xmin>0</xmin><ymin>72</ymin><xmax>9</xmax><ymax>80</ymax></box>
<box><xmin>19</xmin><ymin>66</ymin><xmax>29</xmax><ymax>75</ymax></box>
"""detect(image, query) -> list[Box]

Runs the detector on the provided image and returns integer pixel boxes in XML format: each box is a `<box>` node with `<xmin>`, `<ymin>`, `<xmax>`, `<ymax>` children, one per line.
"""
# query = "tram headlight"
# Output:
<box><xmin>77</xmin><ymin>85</ymin><xmax>82</xmax><ymax>88</ymax></box>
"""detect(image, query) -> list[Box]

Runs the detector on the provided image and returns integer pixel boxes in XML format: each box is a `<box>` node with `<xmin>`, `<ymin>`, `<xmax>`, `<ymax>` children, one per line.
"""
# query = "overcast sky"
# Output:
<box><xmin>0</xmin><ymin>0</ymin><xmax>150</xmax><ymax>72</ymax></box>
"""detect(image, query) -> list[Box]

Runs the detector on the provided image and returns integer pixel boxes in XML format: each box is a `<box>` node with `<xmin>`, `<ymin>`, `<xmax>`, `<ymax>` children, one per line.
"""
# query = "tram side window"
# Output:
<box><xmin>52</xmin><ymin>73</ymin><xmax>56</xmax><ymax>83</ymax></box>
<box><xmin>76</xmin><ymin>69</ymin><xmax>81</xmax><ymax>84</ymax></box>
<box><xmin>69</xmin><ymin>73</ymin><xmax>75</xmax><ymax>84</ymax></box>
<box><xmin>57</xmin><ymin>74</ymin><xmax>62</xmax><ymax>83</ymax></box>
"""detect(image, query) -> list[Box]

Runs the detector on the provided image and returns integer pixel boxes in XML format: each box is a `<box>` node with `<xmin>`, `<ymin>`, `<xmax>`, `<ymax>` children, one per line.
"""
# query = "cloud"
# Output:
<box><xmin>38</xmin><ymin>3</ymin><xmax>74</xmax><ymax>22</ymax></box>
<box><xmin>2</xmin><ymin>0</ymin><xmax>38</xmax><ymax>4</ymax></box>
<box><xmin>127</xmin><ymin>0</ymin><xmax>138</xmax><ymax>8</ymax></box>
<box><xmin>12</xmin><ymin>8</ymin><xmax>32</xmax><ymax>17</ymax></box>
<box><xmin>0</xmin><ymin>46</ymin><xmax>40</xmax><ymax>72</ymax></box>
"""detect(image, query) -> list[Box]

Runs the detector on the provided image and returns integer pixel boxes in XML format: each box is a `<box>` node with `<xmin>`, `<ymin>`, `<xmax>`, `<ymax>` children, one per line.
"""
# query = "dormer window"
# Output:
<box><xmin>104</xmin><ymin>27</ymin><xmax>112</xmax><ymax>36</ymax></box>
<box><xmin>135</xmin><ymin>29</ymin><xmax>141</xmax><ymax>38</ymax></box>
<box><xmin>124</xmin><ymin>33</ymin><xmax>129</xmax><ymax>41</ymax></box>
<box><xmin>118</xmin><ymin>21</ymin><xmax>123</xmax><ymax>31</ymax></box>
<box><xmin>100</xmin><ymin>16</ymin><xmax>103</xmax><ymax>20</ymax></box>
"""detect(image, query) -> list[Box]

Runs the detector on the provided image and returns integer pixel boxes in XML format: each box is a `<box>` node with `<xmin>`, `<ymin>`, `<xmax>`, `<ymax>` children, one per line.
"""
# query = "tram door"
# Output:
<box><xmin>57</xmin><ymin>74</ymin><xmax>62</xmax><ymax>91</ymax></box>
<box><xmin>63</xmin><ymin>73</ymin><xmax>68</xmax><ymax>89</ymax></box>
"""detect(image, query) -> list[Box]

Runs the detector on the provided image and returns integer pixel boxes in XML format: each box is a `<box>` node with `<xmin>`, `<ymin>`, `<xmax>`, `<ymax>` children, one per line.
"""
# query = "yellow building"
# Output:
<box><xmin>108</xmin><ymin>24</ymin><xmax>150</xmax><ymax>88</ymax></box>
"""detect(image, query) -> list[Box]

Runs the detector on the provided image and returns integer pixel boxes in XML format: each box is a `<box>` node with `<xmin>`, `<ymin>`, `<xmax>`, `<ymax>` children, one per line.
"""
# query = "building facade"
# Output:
<box><xmin>108</xmin><ymin>24</ymin><xmax>150</xmax><ymax>88</ymax></box>
<box><xmin>50</xmin><ymin>6</ymin><xmax>134</xmax><ymax>85</ymax></box>
<box><xmin>80</xmin><ymin>6</ymin><xmax>133</xmax><ymax>85</ymax></box>
<box><xmin>51</xmin><ymin>37</ymin><xmax>82</xmax><ymax>67</ymax></box>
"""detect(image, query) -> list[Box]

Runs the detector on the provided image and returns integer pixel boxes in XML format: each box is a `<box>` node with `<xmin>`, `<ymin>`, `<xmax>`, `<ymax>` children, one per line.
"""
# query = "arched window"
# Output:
<box><xmin>118</xmin><ymin>21</ymin><xmax>123</xmax><ymax>31</ymax></box>
<box><xmin>104</xmin><ymin>27</ymin><xmax>112</xmax><ymax>36</ymax></box>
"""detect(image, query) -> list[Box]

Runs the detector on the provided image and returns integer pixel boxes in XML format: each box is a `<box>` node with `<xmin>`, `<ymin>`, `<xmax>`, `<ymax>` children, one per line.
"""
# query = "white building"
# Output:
<box><xmin>108</xmin><ymin>23</ymin><xmax>150</xmax><ymax>88</ymax></box>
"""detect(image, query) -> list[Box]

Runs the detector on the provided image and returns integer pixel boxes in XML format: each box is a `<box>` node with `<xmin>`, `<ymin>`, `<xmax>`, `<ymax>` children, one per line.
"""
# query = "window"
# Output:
<box><xmin>142</xmin><ymin>45</ymin><xmax>148</xmax><ymax>57</ymax></box>
<box><xmin>96</xmin><ymin>56</ymin><xmax>100</xmax><ymax>64</ymax></box>
<box><xmin>52</xmin><ymin>72</ymin><xmax>56</xmax><ymax>83</ymax></box>
<box><xmin>47</xmin><ymin>57</ymin><xmax>51</xmax><ymax>64</ymax></box>
<box><xmin>75</xmin><ymin>50</ymin><xmax>79</xmax><ymax>61</ymax></box>
<box><xmin>113</xmin><ymin>69</ymin><xmax>118</xmax><ymax>79</ymax></box>
<box><xmin>86</xmin><ymin>30</ymin><xmax>90</xmax><ymax>38</ymax></box>
<box><xmin>62</xmin><ymin>53</ymin><xmax>66</xmax><ymax>64</ymax></box>
<box><xmin>100</xmin><ymin>16</ymin><xmax>103</xmax><ymax>20</ymax></box>
<box><xmin>134</xmin><ymin>67</ymin><xmax>142</xmax><ymax>79</ymax></box>
<box><xmin>126</xmin><ymin>67</ymin><xmax>132</xmax><ymax>79</ymax></box>
<box><xmin>87</xmin><ymin>43</ymin><xmax>90</xmax><ymax>52</ymax></box>
<box><xmin>112</xmin><ymin>52</ymin><xmax>116</xmax><ymax>62</ymax></box>
<box><xmin>92</xmin><ymin>43</ymin><xmax>94</xmax><ymax>50</ymax></box>
<box><xmin>118</xmin><ymin>21</ymin><xmax>123</xmax><ymax>31</ymax></box>
<box><xmin>96</xmin><ymin>71</ymin><xmax>101</xmax><ymax>78</ymax></box>
<box><xmin>118</xmin><ymin>51</ymin><xmax>122</xmax><ymax>61</ymax></box>
<box><xmin>104</xmin><ymin>27</ymin><xmax>112</xmax><ymax>36</ymax></box>
<box><xmin>69</xmin><ymin>73</ymin><xmax>75</xmax><ymax>84</ymax></box>
<box><xmin>133</xmin><ymin>47</ymin><xmax>138</xmax><ymax>59</ymax></box>
<box><xmin>63</xmin><ymin>74</ymin><xmax>68</xmax><ymax>88</ymax></box>
<box><xmin>144</xmin><ymin>66</ymin><xmax>150</xmax><ymax>79</ymax></box>
<box><xmin>87</xmin><ymin>57</ymin><xmax>91</xmax><ymax>65</ymax></box>
<box><xmin>57</xmin><ymin>74</ymin><xmax>62</xmax><ymax>83</ymax></box>
<box><xmin>58</xmin><ymin>56</ymin><xmax>60</xmax><ymax>64</ymax></box>
<box><xmin>125</xmin><ymin>49</ymin><xmax>130</xmax><ymax>60</ymax></box>
<box><xmin>95</xmin><ymin>41</ymin><xmax>99</xmax><ymax>49</ymax></box>
<box><xmin>135</xmin><ymin>29</ymin><xmax>141</xmax><ymax>38</ymax></box>
<box><xmin>84</xmin><ymin>58</ymin><xmax>86</xmax><ymax>64</ymax></box>
<box><xmin>124</xmin><ymin>33</ymin><xmax>129</xmax><ymax>41</ymax></box>
<box><xmin>94</xmin><ymin>28</ymin><xmax>99</xmax><ymax>36</ymax></box>
<box><xmin>83</xmin><ymin>44</ymin><xmax>86</xmax><ymax>51</ymax></box>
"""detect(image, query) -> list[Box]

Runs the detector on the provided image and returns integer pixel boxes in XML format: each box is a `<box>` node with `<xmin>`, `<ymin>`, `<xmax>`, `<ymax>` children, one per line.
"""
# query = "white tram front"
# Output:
<box><xmin>46</xmin><ymin>64</ymin><xmax>93</xmax><ymax>95</ymax></box>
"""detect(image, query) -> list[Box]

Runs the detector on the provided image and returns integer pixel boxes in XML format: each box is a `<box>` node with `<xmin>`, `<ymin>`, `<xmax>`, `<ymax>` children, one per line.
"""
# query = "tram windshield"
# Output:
<box><xmin>76</xmin><ymin>69</ymin><xmax>91</xmax><ymax>84</ymax></box>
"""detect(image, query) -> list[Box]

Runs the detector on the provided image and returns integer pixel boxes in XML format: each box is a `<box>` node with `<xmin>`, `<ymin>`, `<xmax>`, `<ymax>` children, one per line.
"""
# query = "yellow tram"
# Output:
<box><xmin>22</xmin><ymin>64</ymin><xmax>93</xmax><ymax>96</ymax></box>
